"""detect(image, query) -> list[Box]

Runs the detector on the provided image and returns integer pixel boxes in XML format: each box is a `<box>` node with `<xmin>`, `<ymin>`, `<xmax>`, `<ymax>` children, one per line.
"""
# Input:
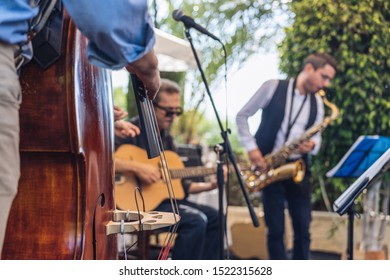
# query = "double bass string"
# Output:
<box><xmin>147</xmin><ymin>98</ymin><xmax>180</xmax><ymax>260</ymax></box>
<box><xmin>130</xmin><ymin>73</ymin><xmax>180</xmax><ymax>217</ymax></box>
<box><xmin>120</xmin><ymin>188</ymin><xmax>144</xmax><ymax>260</ymax></box>
<box><xmin>129</xmin><ymin>74</ymin><xmax>180</xmax><ymax>259</ymax></box>
<box><xmin>148</xmin><ymin>98</ymin><xmax>180</xmax><ymax>216</ymax></box>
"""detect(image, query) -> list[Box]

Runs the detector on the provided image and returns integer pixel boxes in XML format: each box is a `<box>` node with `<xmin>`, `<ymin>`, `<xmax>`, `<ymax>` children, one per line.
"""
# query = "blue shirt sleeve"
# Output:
<box><xmin>62</xmin><ymin>0</ymin><xmax>156</xmax><ymax>70</ymax></box>
<box><xmin>0</xmin><ymin>0</ymin><xmax>38</xmax><ymax>44</ymax></box>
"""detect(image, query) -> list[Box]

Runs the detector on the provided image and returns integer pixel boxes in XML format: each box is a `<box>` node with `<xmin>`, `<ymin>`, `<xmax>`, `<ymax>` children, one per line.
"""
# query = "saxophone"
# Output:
<box><xmin>242</xmin><ymin>90</ymin><xmax>340</xmax><ymax>193</ymax></box>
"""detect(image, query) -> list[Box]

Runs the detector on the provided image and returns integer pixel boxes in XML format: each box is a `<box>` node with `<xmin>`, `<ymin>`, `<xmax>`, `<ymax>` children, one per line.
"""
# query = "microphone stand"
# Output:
<box><xmin>184</xmin><ymin>28</ymin><xmax>260</xmax><ymax>259</ymax></box>
<box><xmin>213</xmin><ymin>144</ymin><xmax>226</xmax><ymax>260</ymax></box>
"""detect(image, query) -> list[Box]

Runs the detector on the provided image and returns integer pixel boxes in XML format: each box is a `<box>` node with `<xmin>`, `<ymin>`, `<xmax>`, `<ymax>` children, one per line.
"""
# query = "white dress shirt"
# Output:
<box><xmin>236</xmin><ymin>78</ymin><xmax>325</xmax><ymax>159</ymax></box>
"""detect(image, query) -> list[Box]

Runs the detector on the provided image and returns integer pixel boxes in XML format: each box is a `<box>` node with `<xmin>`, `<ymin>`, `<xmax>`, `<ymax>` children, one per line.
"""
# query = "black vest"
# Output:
<box><xmin>254</xmin><ymin>79</ymin><xmax>318</xmax><ymax>156</ymax></box>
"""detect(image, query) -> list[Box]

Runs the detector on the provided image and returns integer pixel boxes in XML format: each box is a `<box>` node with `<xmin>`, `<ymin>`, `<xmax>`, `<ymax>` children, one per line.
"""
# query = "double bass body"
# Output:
<box><xmin>2</xmin><ymin>16</ymin><xmax>117</xmax><ymax>259</ymax></box>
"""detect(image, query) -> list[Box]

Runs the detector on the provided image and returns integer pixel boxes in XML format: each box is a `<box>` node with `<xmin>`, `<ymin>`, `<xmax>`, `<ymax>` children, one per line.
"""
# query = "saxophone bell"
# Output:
<box><xmin>242</xmin><ymin>159</ymin><xmax>306</xmax><ymax>193</ymax></box>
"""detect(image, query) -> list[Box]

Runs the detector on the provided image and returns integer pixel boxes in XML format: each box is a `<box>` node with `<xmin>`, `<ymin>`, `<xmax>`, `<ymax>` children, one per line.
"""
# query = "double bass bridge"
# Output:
<box><xmin>106</xmin><ymin>210</ymin><xmax>180</xmax><ymax>235</ymax></box>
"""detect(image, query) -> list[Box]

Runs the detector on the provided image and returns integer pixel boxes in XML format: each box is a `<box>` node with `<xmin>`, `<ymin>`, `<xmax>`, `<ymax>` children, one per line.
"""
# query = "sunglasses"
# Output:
<box><xmin>153</xmin><ymin>103</ymin><xmax>183</xmax><ymax>117</ymax></box>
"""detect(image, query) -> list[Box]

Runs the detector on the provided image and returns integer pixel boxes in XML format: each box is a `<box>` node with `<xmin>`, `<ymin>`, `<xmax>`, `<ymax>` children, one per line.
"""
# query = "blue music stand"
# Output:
<box><xmin>327</xmin><ymin>135</ymin><xmax>390</xmax><ymax>178</ymax></box>
<box><xmin>327</xmin><ymin>135</ymin><xmax>390</xmax><ymax>260</ymax></box>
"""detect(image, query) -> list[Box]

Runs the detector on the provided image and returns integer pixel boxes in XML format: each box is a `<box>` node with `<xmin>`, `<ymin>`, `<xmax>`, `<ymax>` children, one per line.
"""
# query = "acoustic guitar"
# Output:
<box><xmin>114</xmin><ymin>144</ymin><xmax>219</xmax><ymax>211</ymax></box>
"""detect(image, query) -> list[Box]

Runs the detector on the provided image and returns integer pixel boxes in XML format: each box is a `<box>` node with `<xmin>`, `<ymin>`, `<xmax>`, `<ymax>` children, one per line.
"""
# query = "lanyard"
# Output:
<box><xmin>285</xmin><ymin>81</ymin><xmax>307</xmax><ymax>142</ymax></box>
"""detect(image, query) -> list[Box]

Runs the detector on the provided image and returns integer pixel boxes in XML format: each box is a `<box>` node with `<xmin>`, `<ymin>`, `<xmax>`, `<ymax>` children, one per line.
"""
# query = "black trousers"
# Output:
<box><xmin>155</xmin><ymin>199</ymin><xmax>220</xmax><ymax>260</ymax></box>
<box><xmin>262</xmin><ymin>176</ymin><xmax>312</xmax><ymax>260</ymax></box>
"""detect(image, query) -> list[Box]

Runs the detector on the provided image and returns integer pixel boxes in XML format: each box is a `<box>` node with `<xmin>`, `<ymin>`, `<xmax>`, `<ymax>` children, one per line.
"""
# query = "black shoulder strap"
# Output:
<box><xmin>32</xmin><ymin>0</ymin><xmax>64</xmax><ymax>69</ymax></box>
<box><xmin>30</xmin><ymin>0</ymin><xmax>59</xmax><ymax>38</ymax></box>
<box><xmin>15</xmin><ymin>0</ymin><xmax>63</xmax><ymax>71</ymax></box>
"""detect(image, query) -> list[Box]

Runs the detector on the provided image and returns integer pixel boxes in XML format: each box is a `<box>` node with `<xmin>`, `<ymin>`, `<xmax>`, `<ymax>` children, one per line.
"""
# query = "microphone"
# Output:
<box><xmin>172</xmin><ymin>9</ymin><xmax>220</xmax><ymax>41</ymax></box>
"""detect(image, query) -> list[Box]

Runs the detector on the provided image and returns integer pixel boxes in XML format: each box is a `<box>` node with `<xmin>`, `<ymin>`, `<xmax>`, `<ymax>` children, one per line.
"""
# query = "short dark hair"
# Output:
<box><xmin>153</xmin><ymin>78</ymin><xmax>181</xmax><ymax>103</ymax></box>
<box><xmin>303</xmin><ymin>52</ymin><xmax>338</xmax><ymax>72</ymax></box>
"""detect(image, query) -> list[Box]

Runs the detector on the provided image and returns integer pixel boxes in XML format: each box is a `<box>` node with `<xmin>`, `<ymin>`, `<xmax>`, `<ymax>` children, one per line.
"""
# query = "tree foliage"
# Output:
<box><xmin>279</xmin><ymin>0</ymin><xmax>390</xmax><ymax>209</ymax></box>
<box><xmin>151</xmin><ymin>0</ymin><xmax>280</xmax><ymax>145</ymax></box>
<box><xmin>158</xmin><ymin>0</ymin><xmax>277</xmax><ymax>82</ymax></box>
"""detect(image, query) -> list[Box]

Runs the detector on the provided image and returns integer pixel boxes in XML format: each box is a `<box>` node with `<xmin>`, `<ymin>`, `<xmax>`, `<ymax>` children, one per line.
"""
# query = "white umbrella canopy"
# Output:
<box><xmin>154</xmin><ymin>28</ymin><xmax>198</xmax><ymax>72</ymax></box>
<box><xmin>112</xmin><ymin>29</ymin><xmax>198</xmax><ymax>88</ymax></box>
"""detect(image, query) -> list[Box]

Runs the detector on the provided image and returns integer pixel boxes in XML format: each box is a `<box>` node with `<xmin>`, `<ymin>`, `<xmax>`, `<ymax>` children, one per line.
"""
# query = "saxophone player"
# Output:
<box><xmin>236</xmin><ymin>52</ymin><xmax>337</xmax><ymax>260</ymax></box>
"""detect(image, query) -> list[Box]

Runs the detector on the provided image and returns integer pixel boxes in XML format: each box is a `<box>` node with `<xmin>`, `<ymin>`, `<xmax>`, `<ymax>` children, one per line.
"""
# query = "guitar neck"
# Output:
<box><xmin>169</xmin><ymin>166</ymin><xmax>217</xmax><ymax>179</ymax></box>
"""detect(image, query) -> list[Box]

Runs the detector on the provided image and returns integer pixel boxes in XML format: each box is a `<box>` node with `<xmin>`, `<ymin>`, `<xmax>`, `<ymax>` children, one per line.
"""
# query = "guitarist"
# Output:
<box><xmin>115</xmin><ymin>79</ymin><xmax>221</xmax><ymax>260</ymax></box>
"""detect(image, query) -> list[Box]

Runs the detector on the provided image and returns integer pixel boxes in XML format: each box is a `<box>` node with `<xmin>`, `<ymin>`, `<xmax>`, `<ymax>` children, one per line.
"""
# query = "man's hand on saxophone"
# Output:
<box><xmin>248</xmin><ymin>148</ymin><xmax>268</xmax><ymax>171</ymax></box>
<box><xmin>298</xmin><ymin>140</ymin><xmax>316</xmax><ymax>154</ymax></box>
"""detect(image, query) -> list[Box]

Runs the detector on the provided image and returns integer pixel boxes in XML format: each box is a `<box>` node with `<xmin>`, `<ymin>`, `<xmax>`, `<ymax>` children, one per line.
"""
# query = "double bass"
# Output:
<box><xmin>2</xmin><ymin>13</ymin><xmax>116</xmax><ymax>259</ymax></box>
<box><xmin>2</xmin><ymin>10</ymin><xmax>179</xmax><ymax>260</ymax></box>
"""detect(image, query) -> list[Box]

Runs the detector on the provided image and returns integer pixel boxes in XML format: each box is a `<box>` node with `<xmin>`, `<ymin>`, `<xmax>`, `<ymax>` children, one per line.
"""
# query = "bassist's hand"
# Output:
<box><xmin>125</xmin><ymin>50</ymin><xmax>161</xmax><ymax>100</ymax></box>
<box><xmin>113</xmin><ymin>105</ymin><xmax>128</xmax><ymax>121</ymax></box>
<box><xmin>114</xmin><ymin>120</ymin><xmax>140</xmax><ymax>138</ymax></box>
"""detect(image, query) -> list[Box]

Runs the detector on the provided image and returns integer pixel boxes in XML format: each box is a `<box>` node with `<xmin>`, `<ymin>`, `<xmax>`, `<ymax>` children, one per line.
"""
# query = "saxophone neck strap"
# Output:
<box><xmin>285</xmin><ymin>79</ymin><xmax>308</xmax><ymax>142</ymax></box>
